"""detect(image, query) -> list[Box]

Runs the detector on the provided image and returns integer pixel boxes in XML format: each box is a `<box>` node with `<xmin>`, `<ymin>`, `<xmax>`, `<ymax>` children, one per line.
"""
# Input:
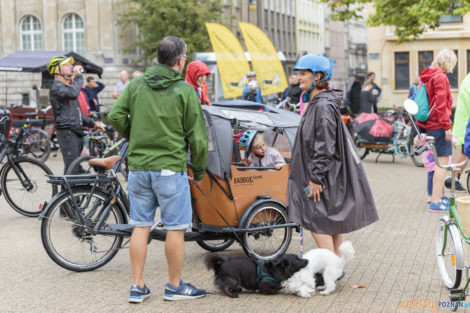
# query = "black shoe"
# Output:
<box><xmin>444</xmin><ymin>177</ymin><xmax>466</xmax><ymax>192</ymax></box>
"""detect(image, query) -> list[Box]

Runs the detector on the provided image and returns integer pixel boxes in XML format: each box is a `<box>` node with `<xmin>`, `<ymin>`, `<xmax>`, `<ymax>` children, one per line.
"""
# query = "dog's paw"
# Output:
<box><xmin>320</xmin><ymin>289</ymin><xmax>333</xmax><ymax>295</ymax></box>
<box><xmin>298</xmin><ymin>290</ymin><xmax>314</xmax><ymax>298</ymax></box>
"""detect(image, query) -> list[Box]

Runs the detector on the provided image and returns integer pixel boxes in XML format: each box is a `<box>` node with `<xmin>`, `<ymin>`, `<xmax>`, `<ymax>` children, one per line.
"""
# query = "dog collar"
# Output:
<box><xmin>256</xmin><ymin>260</ymin><xmax>279</xmax><ymax>284</ymax></box>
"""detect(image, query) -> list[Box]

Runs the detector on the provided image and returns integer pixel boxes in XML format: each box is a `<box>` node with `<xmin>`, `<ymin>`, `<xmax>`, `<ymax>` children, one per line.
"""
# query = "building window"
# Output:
<box><xmin>395</xmin><ymin>52</ymin><xmax>409</xmax><ymax>90</ymax></box>
<box><xmin>20</xmin><ymin>15</ymin><xmax>42</xmax><ymax>50</ymax></box>
<box><xmin>439</xmin><ymin>15</ymin><xmax>463</xmax><ymax>23</ymax></box>
<box><xmin>63</xmin><ymin>13</ymin><xmax>85</xmax><ymax>54</ymax></box>
<box><xmin>447</xmin><ymin>50</ymin><xmax>458</xmax><ymax>88</ymax></box>
<box><xmin>418</xmin><ymin>51</ymin><xmax>433</xmax><ymax>75</ymax></box>
<box><xmin>467</xmin><ymin>50</ymin><xmax>470</xmax><ymax>74</ymax></box>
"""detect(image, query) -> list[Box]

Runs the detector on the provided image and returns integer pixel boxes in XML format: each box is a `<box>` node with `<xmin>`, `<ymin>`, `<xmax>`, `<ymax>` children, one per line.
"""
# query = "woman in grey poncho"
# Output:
<box><xmin>287</xmin><ymin>54</ymin><xmax>378</xmax><ymax>257</ymax></box>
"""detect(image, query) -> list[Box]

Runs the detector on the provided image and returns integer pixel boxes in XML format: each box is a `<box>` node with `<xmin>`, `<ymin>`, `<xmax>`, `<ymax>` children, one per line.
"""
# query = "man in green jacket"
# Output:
<box><xmin>107</xmin><ymin>36</ymin><xmax>208</xmax><ymax>302</ymax></box>
<box><xmin>450</xmin><ymin>72</ymin><xmax>470</xmax><ymax>191</ymax></box>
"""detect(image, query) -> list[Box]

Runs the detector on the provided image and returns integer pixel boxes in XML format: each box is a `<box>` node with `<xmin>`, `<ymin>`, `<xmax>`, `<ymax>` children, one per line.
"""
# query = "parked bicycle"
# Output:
<box><xmin>0</xmin><ymin>109</ymin><xmax>57</xmax><ymax>217</ymax></box>
<box><xmin>354</xmin><ymin>109</ymin><xmax>424</xmax><ymax>167</ymax></box>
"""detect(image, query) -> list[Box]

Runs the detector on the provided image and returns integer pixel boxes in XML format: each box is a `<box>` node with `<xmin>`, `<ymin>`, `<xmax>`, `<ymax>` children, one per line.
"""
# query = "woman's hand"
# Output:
<box><xmin>445</xmin><ymin>129</ymin><xmax>452</xmax><ymax>142</ymax></box>
<box><xmin>307</xmin><ymin>181</ymin><xmax>323</xmax><ymax>202</ymax></box>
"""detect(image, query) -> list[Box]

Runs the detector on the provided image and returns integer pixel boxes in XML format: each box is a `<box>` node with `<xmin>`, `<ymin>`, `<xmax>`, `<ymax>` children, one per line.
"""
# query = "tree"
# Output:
<box><xmin>322</xmin><ymin>0</ymin><xmax>470</xmax><ymax>43</ymax></box>
<box><xmin>118</xmin><ymin>0</ymin><xmax>227</xmax><ymax>64</ymax></box>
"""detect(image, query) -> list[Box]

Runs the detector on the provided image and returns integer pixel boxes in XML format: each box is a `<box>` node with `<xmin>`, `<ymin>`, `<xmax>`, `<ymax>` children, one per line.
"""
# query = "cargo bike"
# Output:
<box><xmin>39</xmin><ymin>105</ymin><xmax>301</xmax><ymax>272</ymax></box>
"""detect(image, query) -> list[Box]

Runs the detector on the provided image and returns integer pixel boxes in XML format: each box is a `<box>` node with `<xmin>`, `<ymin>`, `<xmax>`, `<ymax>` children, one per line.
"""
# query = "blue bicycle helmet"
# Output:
<box><xmin>240</xmin><ymin>130</ymin><xmax>257</xmax><ymax>151</ymax></box>
<box><xmin>294</xmin><ymin>54</ymin><xmax>336</xmax><ymax>102</ymax></box>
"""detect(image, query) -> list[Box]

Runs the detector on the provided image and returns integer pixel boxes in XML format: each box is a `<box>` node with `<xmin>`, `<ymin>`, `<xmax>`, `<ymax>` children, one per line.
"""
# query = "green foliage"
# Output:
<box><xmin>118</xmin><ymin>0</ymin><xmax>227</xmax><ymax>64</ymax></box>
<box><xmin>321</xmin><ymin>0</ymin><xmax>470</xmax><ymax>43</ymax></box>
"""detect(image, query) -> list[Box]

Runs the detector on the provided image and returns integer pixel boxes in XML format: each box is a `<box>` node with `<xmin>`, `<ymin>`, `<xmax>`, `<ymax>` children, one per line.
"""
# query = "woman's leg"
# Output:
<box><xmin>311</xmin><ymin>232</ymin><xmax>343</xmax><ymax>256</ymax></box>
<box><xmin>431</xmin><ymin>156</ymin><xmax>449</xmax><ymax>203</ymax></box>
<box><xmin>332</xmin><ymin>234</ymin><xmax>343</xmax><ymax>256</ymax></box>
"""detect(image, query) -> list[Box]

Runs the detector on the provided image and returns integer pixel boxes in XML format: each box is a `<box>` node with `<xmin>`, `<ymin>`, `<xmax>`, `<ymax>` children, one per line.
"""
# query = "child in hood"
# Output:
<box><xmin>185</xmin><ymin>60</ymin><xmax>211</xmax><ymax>105</ymax></box>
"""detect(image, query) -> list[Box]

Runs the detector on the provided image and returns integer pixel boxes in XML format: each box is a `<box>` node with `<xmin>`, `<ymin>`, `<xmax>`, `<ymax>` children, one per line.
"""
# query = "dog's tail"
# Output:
<box><xmin>339</xmin><ymin>241</ymin><xmax>355</xmax><ymax>265</ymax></box>
<box><xmin>204</xmin><ymin>253</ymin><xmax>226</xmax><ymax>271</ymax></box>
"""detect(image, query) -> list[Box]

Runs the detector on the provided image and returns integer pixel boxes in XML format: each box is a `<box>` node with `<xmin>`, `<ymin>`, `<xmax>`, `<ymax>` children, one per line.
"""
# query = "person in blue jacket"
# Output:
<box><xmin>242</xmin><ymin>71</ymin><xmax>262</xmax><ymax>103</ymax></box>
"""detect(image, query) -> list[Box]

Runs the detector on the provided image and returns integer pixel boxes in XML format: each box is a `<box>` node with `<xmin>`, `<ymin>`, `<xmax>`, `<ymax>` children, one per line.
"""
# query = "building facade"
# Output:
<box><xmin>0</xmin><ymin>0</ymin><xmax>137</xmax><ymax>107</ymax></box>
<box><xmin>295</xmin><ymin>0</ymin><xmax>324</xmax><ymax>59</ymax></box>
<box><xmin>368</xmin><ymin>13</ymin><xmax>470</xmax><ymax>108</ymax></box>
<box><xmin>223</xmin><ymin>0</ymin><xmax>297</xmax><ymax>69</ymax></box>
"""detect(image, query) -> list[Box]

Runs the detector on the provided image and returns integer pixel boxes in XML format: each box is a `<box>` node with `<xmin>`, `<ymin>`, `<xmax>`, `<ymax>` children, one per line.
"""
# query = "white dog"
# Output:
<box><xmin>281</xmin><ymin>241</ymin><xmax>355</xmax><ymax>297</ymax></box>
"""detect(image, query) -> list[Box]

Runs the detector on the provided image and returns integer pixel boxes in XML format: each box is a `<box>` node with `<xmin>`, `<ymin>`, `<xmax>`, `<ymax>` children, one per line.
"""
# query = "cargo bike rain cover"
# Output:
<box><xmin>200</xmin><ymin>105</ymin><xmax>301</xmax><ymax>179</ymax></box>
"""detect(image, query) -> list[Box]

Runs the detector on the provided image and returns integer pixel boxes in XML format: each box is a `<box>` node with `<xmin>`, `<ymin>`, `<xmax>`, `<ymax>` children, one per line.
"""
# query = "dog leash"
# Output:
<box><xmin>299</xmin><ymin>227</ymin><xmax>304</xmax><ymax>258</ymax></box>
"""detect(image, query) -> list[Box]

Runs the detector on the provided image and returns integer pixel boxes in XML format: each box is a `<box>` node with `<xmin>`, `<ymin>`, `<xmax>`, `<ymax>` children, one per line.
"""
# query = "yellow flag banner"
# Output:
<box><xmin>205</xmin><ymin>22</ymin><xmax>251</xmax><ymax>98</ymax></box>
<box><xmin>238</xmin><ymin>22</ymin><xmax>288</xmax><ymax>96</ymax></box>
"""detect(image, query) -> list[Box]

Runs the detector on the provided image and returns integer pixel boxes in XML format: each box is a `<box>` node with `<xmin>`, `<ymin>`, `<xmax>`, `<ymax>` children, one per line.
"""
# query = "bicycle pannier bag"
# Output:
<box><xmin>413</xmin><ymin>83</ymin><xmax>433</xmax><ymax>122</ymax></box>
<box><xmin>457</xmin><ymin>196</ymin><xmax>470</xmax><ymax>236</ymax></box>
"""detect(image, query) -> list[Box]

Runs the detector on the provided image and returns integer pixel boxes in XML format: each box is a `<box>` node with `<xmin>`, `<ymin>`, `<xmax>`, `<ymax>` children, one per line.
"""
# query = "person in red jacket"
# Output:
<box><xmin>417</xmin><ymin>48</ymin><xmax>457</xmax><ymax>212</ymax></box>
<box><xmin>185</xmin><ymin>60</ymin><xmax>211</xmax><ymax>105</ymax></box>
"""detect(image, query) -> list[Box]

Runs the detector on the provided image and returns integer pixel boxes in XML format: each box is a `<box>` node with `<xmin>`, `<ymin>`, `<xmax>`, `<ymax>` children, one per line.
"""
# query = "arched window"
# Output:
<box><xmin>63</xmin><ymin>13</ymin><xmax>84</xmax><ymax>54</ymax></box>
<box><xmin>20</xmin><ymin>15</ymin><xmax>42</xmax><ymax>50</ymax></box>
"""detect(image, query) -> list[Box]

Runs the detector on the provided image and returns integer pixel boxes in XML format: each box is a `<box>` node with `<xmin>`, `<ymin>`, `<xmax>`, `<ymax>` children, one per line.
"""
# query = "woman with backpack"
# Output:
<box><xmin>417</xmin><ymin>48</ymin><xmax>457</xmax><ymax>212</ymax></box>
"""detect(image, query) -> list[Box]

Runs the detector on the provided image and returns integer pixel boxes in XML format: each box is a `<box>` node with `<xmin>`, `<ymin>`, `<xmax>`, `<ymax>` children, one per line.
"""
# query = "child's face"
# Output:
<box><xmin>252</xmin><ymin>143</ymin><xmax>267</xmax><ymax>157</ymax></box>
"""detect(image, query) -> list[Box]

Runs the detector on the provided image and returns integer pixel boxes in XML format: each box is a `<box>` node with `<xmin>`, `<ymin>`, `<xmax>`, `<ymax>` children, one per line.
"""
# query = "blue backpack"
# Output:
<box><xmin>413</xmin><ymin>82</ymin><xmax>434</xmax><ymax>122</ymax></box>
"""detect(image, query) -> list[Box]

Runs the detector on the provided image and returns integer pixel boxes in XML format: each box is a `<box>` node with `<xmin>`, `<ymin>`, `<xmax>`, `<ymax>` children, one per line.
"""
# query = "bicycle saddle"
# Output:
<box><xmin>88</xmin><ymin>155</ymin><xmax>122</xmax><ymax>170</ymax></box>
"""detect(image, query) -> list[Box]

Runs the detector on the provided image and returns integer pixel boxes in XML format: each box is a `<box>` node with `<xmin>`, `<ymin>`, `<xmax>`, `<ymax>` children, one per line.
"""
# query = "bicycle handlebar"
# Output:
<box><xmin>425</xmin><ymin>136</ymin><xmax>468</xmax><ymax>171</ymax></box>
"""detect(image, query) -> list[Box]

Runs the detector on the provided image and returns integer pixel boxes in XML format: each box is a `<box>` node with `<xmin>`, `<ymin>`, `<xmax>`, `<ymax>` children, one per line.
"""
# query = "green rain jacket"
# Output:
<box><xmin>453</xmin><ymin>73</ymin><xmax>470</xmax><ymax>146</ymax></box>
<box><xmin>106</xmin><ymin>64</ymin><xmax>208</xmax><ymax>180</ymax></box>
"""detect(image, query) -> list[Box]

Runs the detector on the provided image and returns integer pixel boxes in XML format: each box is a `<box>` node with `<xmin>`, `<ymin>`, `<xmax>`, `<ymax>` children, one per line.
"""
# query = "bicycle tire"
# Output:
<box><xmin>65</xmin><ymin>155</ymin><xmax>95</xmax><ymax>175</ymax></box>
<box><xmin>197</xmin><ymin>239</ymin><xmax>235</xmax><ymax>252</ymax></box>
<box><xmin>466</xmin><ymin>172</ymin><xmax>470</xmax><ymax>195</ymax></box>
<box><xmin>41</xmin><ymin>187</ymin><xmax>126</xmax><ymax>272</ymax></box>
<box><xmin>435</xmin><ymin>218</ymin><xmax>463</xmax><ymax>289</ymax></box>
<box><xmin>1</xmin><ymin>157</ymin><xmax>58</xmax><ymax>217</ymax></box>
<box><xmin>21</xmin><ymin>128</ymin><xmax>51</xmax><ymax>162</ymax></box>
<box><xmin>241</xmin><ymin>202</ymin><xmax>292</xmax><ymax>260</ymax></box>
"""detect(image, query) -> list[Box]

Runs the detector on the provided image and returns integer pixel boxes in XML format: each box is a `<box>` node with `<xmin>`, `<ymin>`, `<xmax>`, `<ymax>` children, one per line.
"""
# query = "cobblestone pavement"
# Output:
<box><xmin>0</xmin><ymin>153</ymin><xmax>464</xmax><ymax>313</ymax></box>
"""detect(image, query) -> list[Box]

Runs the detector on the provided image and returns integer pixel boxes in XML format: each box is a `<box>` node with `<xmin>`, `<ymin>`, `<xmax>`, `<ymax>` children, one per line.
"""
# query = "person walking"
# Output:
<box><xmin>282</xmin><ymin>74</ymin><xmax>302</xmax><ymax>104</ymax></box>
<box><xmin>366</xmin><ymin>72</ymin><xmax>381</xmax><ymax>113</ymax></box>
<box><xmin>408</xmin><ymin>76</ymin><xmax>420</xmax><ymax>99</ymax></box>
<box><xmin>185</xmin><ymin>60</ymin><xmax>211</xmax><ymax>105</ymax></box>
<box><xmin>106</xmin><ymin>36</ymin><xmax>208</xmax><ymax>303</ymax></box>
<box><xmin>417</xmin><ymin>48</ymin><xmax>457</xmax><ymax>212</ymax></box>
<box><xmin>287</xmin><ymin>54</ymin><xmax>378</xmax><ymax>260</ymax></box>
<box><xmin>85</xmin><ymin>77</ymin><xmax>105</xmax><ymax>113</ymax></box>
<box><xmin>242</xmin><ymin>71</ymin><xmax>262</xmax><ymax>103</ymax></box>
<box><xmin>46</xmin><ymin>56</ymin><xmax>104</xmax><ymax>173</ymax></box>
<box><xmin>359</xmin><ymin>80</ymin><xmax>376</xmax><ymax>114</ymax></box>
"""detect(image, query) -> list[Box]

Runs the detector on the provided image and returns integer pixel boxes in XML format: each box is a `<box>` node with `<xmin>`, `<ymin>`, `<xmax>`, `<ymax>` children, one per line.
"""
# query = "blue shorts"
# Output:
<box><xmin>426</xmin><ymin>128</ymin><xmax>452</xmax><ymax>157</ymax></box>
<box><xmin>127</xmin><ymin>170</ymin><xmax>192</xmax><ymax>230</ymax></box>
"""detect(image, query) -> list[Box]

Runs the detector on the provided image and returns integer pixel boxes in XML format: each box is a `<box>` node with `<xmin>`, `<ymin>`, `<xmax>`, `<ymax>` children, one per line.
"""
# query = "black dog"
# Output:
<box><xmin>205</xmin><ymin>253</ymin><xmax>308</xmax><ymax>298</ymax></box>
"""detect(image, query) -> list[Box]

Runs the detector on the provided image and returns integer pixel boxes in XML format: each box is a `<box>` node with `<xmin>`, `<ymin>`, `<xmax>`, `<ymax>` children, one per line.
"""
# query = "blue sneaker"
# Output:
<box><xmin>441</xmin><ymin>196</ymin><xmax>450</xmax><ymax>205</ymax></box>
<box><xmin>163</xmin><ymin>280</ymin><xmax>206</xmax><ymax>301</ymax></box>
<box><xmin>129</xmin><ymin>284</ymin><xmax>151</xmax><ymax>303</ymax></box>
<box><xmin>428</xmin><ymin>201</ymin><xmax>449</xmax><ymax>212</ymax></box>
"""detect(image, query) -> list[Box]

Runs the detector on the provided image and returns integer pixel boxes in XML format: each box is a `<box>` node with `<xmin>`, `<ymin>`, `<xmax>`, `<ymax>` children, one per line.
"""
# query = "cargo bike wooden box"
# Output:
<box><xmin>39</xmin><ymin>105</ymin><xmax>301</xmax><ymax>271</ymax></box>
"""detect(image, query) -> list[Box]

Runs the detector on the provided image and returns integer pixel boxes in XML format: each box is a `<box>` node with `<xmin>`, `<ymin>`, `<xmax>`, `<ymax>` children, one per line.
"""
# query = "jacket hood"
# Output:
<box><xmin>144</xmin><ymin>64</ymin><xmax>183</xmax><ymax>90</ymax></box>
<box><xmin>420</xmin><ymin>67</ymin><xmax>445</xmax><ymax>83</ymax></box>
<box><xmin>315</xmin><ymin>88</ymin><xmax>344</xmax><ymax>107</ymax></box>
<box><xmin>185</xmin><ymin>61</ymin><xmax>211</xmax><ymax>91</ymax></box>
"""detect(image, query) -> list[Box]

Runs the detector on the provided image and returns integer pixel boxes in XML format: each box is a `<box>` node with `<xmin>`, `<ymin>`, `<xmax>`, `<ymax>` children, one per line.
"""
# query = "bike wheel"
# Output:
<box><xmin>466</xmin><ymin>172</ymin><xmax>470</xmax><ymax>194</ymax></box>
<box><xmin>410</xmin><ymin>143</ymin><xmax>424</xmax><ymax>167</ymax></box>
<box><xmin>21</xmin><ymin>129</ymin><xmax>51</xmax><ymax>162</ymax></box>
<box><xmin>41</xmin><ymin>187</ymin><xmax>126</xmax><ymax>272</ymax></box>
<box><xmin>241</xmin><ymin>202</ymin><xmax>292</xmax><ymax>260</ymax></box>
<box><xmin>435</xmin><ymin>218</ymin><xmax>463</xmax><ymax>289</ymax></box>
<box><xmin>66</xmin><ymin>155</ymin><xmax>95</xmax><ymax>175</ymax></box>
<box><xmin>2</xmin><ymin>157</ymin><xmax>58</xmax><ymax>217</ymax></box>
<box><xmin>197</xmin><ymin>239</ymin><xmax>235</xmax><ymax>252</ymax></box>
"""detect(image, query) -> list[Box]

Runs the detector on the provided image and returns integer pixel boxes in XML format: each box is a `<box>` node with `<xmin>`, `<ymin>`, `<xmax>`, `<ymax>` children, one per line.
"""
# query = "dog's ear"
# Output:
<box><xmin>268</xmin><ymin>257</ymin><xmax>289</xmax><ymax>271</ymax></box>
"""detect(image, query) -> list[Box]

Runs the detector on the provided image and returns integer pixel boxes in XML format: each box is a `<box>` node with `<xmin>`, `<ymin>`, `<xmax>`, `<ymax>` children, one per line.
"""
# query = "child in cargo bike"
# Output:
<box><xmin>239</xmin><ymin>130</ymin><xmax>286</xmax><ymax>170</ymax></box>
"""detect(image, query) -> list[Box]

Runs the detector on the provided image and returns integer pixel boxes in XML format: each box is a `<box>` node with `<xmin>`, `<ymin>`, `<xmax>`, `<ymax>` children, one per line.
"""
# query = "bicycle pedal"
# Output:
<box><xmin>450</xmin><ymin>289</ymin><xmax>465</xmax><ymax>294</ymax></box>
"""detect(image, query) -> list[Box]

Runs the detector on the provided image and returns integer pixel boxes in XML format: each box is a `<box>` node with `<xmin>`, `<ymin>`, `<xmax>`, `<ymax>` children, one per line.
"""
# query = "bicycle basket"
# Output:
<box><xmin>456</xmin><ymin>196</ymin><xmax>470</xmax><ymax>236</ymax></box>
<box><xmin>0</xmin><ymin>109</ymin><xmax>11</xmax><ymax>139</ymax></box>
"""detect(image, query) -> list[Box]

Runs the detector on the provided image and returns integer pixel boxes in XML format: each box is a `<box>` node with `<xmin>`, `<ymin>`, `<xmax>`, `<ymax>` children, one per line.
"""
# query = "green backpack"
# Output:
<box><xmin>413</xmin><ymin>82</ymin><xmax>434</xmax><ymax>122</ymax></box>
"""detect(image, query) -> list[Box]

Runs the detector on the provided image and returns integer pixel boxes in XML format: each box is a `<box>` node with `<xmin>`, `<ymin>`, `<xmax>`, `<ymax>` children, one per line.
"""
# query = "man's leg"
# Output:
<box><xmin>56</xmin><ymin>129</ymin><xmax>82</xmax><ymax>173</ymax></box>
<box><xmin>130</xmin><ymin>226</ymin><xmax>151</xmax><ymax>288</ymax></box>
<box><xmin>165</xmin><ymin>230</ymin><xmax>185</xmax><ymax>287</ymax></box>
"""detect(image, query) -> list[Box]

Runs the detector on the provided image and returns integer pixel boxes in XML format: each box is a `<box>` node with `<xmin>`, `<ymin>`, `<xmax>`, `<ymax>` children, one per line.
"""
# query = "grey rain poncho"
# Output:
<box><xmin>287</xmin><ymin>89</ymin><xmax>378</xmax><ymax>234</ymax></box>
